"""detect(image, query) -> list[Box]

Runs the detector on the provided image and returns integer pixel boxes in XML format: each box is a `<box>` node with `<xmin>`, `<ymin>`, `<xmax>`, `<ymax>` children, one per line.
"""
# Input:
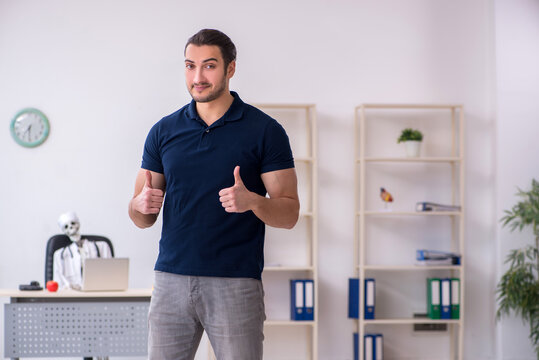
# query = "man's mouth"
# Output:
<box><xmin>193</xmin><ymin>83</ymin><xmax>210</xmax><ymax>92</ymax></box>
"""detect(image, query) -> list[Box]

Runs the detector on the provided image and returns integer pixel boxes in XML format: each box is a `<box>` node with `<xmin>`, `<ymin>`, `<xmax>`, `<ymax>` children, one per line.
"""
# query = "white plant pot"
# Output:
<box><xmin>404</xmin><ymin>140</ymin><xmax>421</xmax><ymax>157</ymax></box>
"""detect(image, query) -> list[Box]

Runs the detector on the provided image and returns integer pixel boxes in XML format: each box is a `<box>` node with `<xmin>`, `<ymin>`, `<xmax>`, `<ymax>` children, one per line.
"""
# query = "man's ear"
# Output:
<box><xmin>226</xmin><ymin>60</ymin><xmax>236</xmax><ymax>79</ymax></box>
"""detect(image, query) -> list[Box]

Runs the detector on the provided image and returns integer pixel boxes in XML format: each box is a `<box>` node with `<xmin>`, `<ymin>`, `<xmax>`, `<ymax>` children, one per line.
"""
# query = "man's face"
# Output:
<box><xmin>184</xmin><ymin>44</ymin><xmax>235</xmax><ymax>103</ymax></box>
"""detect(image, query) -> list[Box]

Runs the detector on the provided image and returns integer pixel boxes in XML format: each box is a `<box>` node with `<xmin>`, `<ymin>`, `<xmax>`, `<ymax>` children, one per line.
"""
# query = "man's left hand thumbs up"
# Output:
<box><xmin>233</xmin><ymin>165</ymin><xmax>243</xmax><ymax>186</ymax></box>
<box><xmin>219</xmin><ymin>166</ymin><xmax>253</xmax><ymax>213</ymax></box>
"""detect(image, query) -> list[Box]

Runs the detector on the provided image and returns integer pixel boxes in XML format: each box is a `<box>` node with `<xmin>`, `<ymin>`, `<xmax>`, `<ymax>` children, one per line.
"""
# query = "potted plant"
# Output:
<box><xmin>497</xmin><ymin>178</ymin><xmax>539</xmax><ymax>356</ymax></box>
<box><xmin>397</xmin><ymin>128</ymin><xmax>423</xmax><ymax>157</ymax></box>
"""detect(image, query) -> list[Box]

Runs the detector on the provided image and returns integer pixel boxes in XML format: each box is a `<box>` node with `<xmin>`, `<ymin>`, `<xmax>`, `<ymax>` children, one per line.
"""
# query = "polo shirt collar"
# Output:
<box><xmin>186</xmin><ymin>91</ymin><xmax>244</xmax><ymax>124</ymax></box>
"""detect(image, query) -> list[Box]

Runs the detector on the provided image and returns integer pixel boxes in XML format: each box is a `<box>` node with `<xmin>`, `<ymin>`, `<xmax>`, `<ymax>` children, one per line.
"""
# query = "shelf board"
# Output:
<box><xmin>358</xmin><ymin>211</ymin><xmax>461</xmax><ymax>216</ymax></box>
<box><xmin>295</xmin><ymin>157</ymin><xmax>315</xmax><ymax>163</ymax></box>
<box><xmin>357</xmin><ymin>157</ymin><xmax>461</xmax><ymax>163</ymax></box>
<box><xmin>362</xmin><ymin>318</ymin><xmax>461</xmax><ymax>325</ymax></box>
<box><xmin>254</xmin><ymin>103</ymin><xmax>316</xmax><ymax>109</ymax></box>
<box><xmin>361</xmin><ymin>265</ymin><xmax>462</xmax><ymax>271</ymax></box>
<box><xmin>265</xmin><ymin>320</ymin><xmax>316</xmax><ymax>326</ymax></box>
<box><xmin>357</xmin><ymin>104</ymin><xmax>462</xmax><ymax>110</ymax></box>
<box><xmin>263</xmin><ymin>266</ymin><xmax>314</xmax><ymax>272</ymax></box>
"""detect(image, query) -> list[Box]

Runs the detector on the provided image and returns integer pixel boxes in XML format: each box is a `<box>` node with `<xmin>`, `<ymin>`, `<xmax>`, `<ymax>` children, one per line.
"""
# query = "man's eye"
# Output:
<box><xmin>185</xmin><ymin>64</ymin><xmax>194</xmax><ymax>69</ymax></box>
<box><xmin>205</xmin><ymin>64</ymin><xmax>215</xmax><ymax>69</ymax></box>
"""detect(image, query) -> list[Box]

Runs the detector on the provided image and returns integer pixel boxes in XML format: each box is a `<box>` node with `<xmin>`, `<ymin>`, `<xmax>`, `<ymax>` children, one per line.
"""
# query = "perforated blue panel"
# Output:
<box><xmin>4</xmin><ymin>301</ymin><xmax>149</xmax><ymax>358</ymax></box>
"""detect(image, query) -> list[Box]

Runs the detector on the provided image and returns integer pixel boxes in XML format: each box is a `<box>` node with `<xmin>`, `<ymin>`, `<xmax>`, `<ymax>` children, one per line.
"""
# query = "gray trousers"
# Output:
<box><xmin>148</xmin><ymin>271</ymin><xmax>266</xmax><ymax>360</ymax></box>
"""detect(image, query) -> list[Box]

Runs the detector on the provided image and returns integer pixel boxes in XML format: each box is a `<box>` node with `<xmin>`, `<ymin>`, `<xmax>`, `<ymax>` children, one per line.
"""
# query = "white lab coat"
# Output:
<box><xmin>52</xmin><ymin>239</ymin><xmax>112</xmax><ymax>289</ymax></box>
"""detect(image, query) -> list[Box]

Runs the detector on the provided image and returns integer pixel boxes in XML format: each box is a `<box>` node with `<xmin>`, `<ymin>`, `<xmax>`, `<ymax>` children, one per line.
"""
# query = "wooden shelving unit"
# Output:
<box><xmin>257</xmin><ymin>104</ymin><xmax>318</xmax><ymax>360</ymax></box>
<box><xmin>208</xmin><ymin>104</ymin><xmax>317</xmax><ymax>360</ymax></box>
<box><xmin>354</xmin><ymin>104</ymin><xmax>465</xmax><ymax>360</ymax></box>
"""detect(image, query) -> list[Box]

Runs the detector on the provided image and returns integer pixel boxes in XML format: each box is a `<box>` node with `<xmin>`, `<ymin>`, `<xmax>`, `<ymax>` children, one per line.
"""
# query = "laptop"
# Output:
<box><xmin>81</xmin><ymin>258</ymin><xmax>129</xmax><ymax>291</ymax></box>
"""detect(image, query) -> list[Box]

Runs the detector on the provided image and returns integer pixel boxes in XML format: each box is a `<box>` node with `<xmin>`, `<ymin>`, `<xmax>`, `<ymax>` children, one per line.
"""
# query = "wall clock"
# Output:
<box><xmin>10</xmin><ymin>108</ymin><xmax>50</xmax><ymax>147</ymax></box>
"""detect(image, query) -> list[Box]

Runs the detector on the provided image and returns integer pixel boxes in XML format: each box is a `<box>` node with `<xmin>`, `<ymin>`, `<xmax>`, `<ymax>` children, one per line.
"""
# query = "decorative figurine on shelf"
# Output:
<box><xmin>380</xmin><ymin>187</ymin><xmax>394</xmax><ymax>210</ymax></box>
<box><xmin>53</xmin><ymin>211</ymin><xmax>112</xmax><ymax>290</ymax></box>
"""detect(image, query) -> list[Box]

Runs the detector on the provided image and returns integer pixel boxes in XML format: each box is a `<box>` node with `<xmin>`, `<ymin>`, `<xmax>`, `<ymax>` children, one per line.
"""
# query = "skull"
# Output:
<box><xmin>57</xmin><ymin>212</ymin><xmax>81</xmax><ymax>240</ymax></box>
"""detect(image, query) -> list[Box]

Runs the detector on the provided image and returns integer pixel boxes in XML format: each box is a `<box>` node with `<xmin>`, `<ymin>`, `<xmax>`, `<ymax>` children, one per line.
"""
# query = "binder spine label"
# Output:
<box><xmin>290</xmin><ymin>280</ymin><xmax>304</xmax><ymax>320</ymax></box>
<box><xmin>427</xmin><ymin>278</ymin><xmax>441</xmax><ymax>319</ymax></box>
<box><xmin>375</xmin><ymin>334</ymin><xmax>383</xmax><ymax>360</ymax></box>
<box><xmin>364</xmin><ymin>278</ymin><xmax>375</xmax><ymax>320</ymax></box>
<box><xmin>441</xmin><ymin>278</ymin><xmax>451</xmax><ymax>319</ymax></box>
<box><xmin>364</xmin><ymin>335</ymin><xmax>373</xmax><ymax>360</ymax></box>
<box><xmin>304</xmin><ymin>280</ymin><xmax>314</xmax><ymax>320</ymax></box>
<box><xmin>451</xmin><ymin>278</ymin><xmax>460</xmax><ymax>319</ymax></box>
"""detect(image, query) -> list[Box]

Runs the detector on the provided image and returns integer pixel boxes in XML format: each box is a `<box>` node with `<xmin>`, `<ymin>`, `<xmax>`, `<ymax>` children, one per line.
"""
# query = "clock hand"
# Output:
<box><xmin>24</xmin><ymin>124</ymin><xmax>33</xmax><ymax>141</ymax></box>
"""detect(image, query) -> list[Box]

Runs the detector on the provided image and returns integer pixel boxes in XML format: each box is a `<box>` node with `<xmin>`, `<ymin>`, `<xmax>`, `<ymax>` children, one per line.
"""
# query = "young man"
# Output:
<box><xmin>129</xmin><ymin>29</ymin><xmax>299</xmax><ymax>360</ymax></box>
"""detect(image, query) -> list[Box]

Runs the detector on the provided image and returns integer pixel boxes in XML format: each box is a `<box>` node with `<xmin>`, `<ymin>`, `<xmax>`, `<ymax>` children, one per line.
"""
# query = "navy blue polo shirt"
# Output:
<box><xmin>141</xmin><ymin>92</ymin><xmax>294</xmax><ymax>280</ymax></box>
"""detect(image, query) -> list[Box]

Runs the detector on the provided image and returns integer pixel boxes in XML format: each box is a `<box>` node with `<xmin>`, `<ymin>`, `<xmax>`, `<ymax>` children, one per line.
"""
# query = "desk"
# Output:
<box><xmin>1</xmin><ymin>289</ymin><xmax>152</xmax><ymax>359</ymax></box>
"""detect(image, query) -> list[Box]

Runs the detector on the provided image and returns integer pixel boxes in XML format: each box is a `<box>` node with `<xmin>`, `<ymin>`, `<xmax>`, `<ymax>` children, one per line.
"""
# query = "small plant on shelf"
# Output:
<box><xmin>397</xmin><ymin>128</ymin><xmax>423</xmax><ymax>143</ymax></box>
<box><xmin>497</xmin><ymin>178</ymin><xmax>539</xmax><ymax>357</ymax></box>
<box><xmin>397</xmin><ymin>128</ymin><xmax>423</xmax><ymax>157</ymax></box>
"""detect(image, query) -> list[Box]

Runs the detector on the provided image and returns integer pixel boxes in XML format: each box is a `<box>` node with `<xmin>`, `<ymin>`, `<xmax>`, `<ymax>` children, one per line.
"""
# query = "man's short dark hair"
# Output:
<box><xmin>185</xmin><ymin>29</ymin><xmax>237</xmax><ymax>70</ymax></box>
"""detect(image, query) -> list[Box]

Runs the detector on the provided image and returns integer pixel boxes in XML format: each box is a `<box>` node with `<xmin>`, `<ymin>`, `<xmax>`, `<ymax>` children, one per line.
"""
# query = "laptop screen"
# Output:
<box><xmin>81</xmin><ymin>258</ymin><xmax>129</xmax><ymax>291</ymax></box>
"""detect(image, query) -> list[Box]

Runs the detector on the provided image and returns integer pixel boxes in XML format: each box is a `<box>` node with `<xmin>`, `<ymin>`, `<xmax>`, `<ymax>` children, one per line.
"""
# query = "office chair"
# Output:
<box><xmin>44</xmin><ymin>234</ymin><xmax>114</xmax><ymax>360</ymax></box>
<box><xmin>44</xmin><ymin>234</ymin><xmax>115</xmax><ymax>284</ymax></box>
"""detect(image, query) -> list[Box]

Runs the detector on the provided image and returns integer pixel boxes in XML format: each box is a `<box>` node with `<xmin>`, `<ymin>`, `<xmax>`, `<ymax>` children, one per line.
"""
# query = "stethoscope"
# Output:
<box><xmin>60</xmin><ymin>241</ymin><xmax>101</xmax><ymax>260</ymax></box>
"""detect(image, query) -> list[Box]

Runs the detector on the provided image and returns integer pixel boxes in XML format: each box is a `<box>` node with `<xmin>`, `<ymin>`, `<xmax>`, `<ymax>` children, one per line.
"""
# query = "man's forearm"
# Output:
<box><xmin>250</xmin><ymin>194</ymin><xmax>300</xmax><ymax>229</ymax></box>
<box><xmin>128</xmin><ymin>199</ymin><xmax>158</xmax><ymax>229</ymax></box>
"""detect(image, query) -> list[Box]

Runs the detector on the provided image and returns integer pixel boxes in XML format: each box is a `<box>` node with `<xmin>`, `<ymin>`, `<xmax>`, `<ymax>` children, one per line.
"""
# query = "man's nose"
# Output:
<box><xmin>194</xmin><ymin>68</ymin><xmax>205</xmax><ymax>83</ymax></box>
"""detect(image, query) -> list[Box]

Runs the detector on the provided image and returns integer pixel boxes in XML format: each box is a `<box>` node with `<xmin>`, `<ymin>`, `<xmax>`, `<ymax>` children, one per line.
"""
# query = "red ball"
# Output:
<box><xmin>46</xmin><ymin>280</ymin><xmax>58</xmax><ymax>292</ymax></box>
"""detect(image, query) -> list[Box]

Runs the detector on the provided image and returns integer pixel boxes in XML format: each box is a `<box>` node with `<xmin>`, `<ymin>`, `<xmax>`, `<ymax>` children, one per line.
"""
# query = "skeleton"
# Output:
<box><xmin>58</xmin><ymin>212</ymin><xmax>90</xmax><ymax>278</ymax></box>
<box><xmin>53</xmin><ymin>213</ymin><xmax>111</xmax><ymax>360</ymax></box>
<box><xmin>58</xmin><ymin>212</ymin><xmax>83</xmax><ymax>245</ymax></box>
<box><xmin>53</xmin><ymin>212</ymin><xmax>112</xmax><ymax>291</ymax></box>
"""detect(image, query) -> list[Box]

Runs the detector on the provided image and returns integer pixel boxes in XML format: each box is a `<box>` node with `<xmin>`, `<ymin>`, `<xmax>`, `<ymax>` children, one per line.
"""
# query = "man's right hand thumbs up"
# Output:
<box><xmin>133</xmin><ymin>170</ymin><xmax>164</xmax><ymax>215</ymax></box>
<box><xmin>145</xmin><ymin>170</ymin><xmax>154</xmax><ymax>189</ymax></box>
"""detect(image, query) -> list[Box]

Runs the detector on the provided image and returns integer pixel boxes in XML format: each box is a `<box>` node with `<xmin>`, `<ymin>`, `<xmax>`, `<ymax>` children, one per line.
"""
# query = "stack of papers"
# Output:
<box><xmin>416</xmin><ymin>202</ymin><xmax>461</xmax><ymax>212</ymax></box>
<box><xmin>416</xmin><ymin>249</ymin><xmax>461</xmax><ymax>266</ymax></box>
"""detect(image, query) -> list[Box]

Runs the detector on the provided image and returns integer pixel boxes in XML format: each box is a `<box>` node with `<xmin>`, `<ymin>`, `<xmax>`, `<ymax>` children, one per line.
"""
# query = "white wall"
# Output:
<box><xmin>0</xmin><ymin>0</ymin><xmax>514</xmax><ymax>358</ymax></box>
<box><xmin>495</xmin><ymin>0</ymin><xmax>539</xmax><ymax>359</ymax></box>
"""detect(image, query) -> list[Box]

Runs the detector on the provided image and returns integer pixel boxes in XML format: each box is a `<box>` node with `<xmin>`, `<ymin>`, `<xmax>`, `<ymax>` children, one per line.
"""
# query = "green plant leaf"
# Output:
<box><xmin>497</xmin><ymin>179</ymin><xmax>539</xmax><ymax>357</ymax></box>
<box><xmin>397</xmin><ymin>128</ymin><xmax>423</xmax><ymax>143</ymax></box>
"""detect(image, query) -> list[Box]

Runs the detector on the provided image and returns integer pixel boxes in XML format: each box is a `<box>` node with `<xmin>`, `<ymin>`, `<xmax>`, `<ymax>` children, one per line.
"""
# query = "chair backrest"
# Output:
<box><xmin>44</xmin><ymin>234</ymin><xmax>114</xmax><ymax>284</ymax></box>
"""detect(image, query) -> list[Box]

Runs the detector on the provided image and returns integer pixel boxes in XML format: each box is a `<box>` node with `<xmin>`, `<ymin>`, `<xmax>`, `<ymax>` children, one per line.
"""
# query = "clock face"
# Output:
<box><xmin>10</xmin><ymin>108</ymin><xmax>50</xmax><ymax>147</ymax></box>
